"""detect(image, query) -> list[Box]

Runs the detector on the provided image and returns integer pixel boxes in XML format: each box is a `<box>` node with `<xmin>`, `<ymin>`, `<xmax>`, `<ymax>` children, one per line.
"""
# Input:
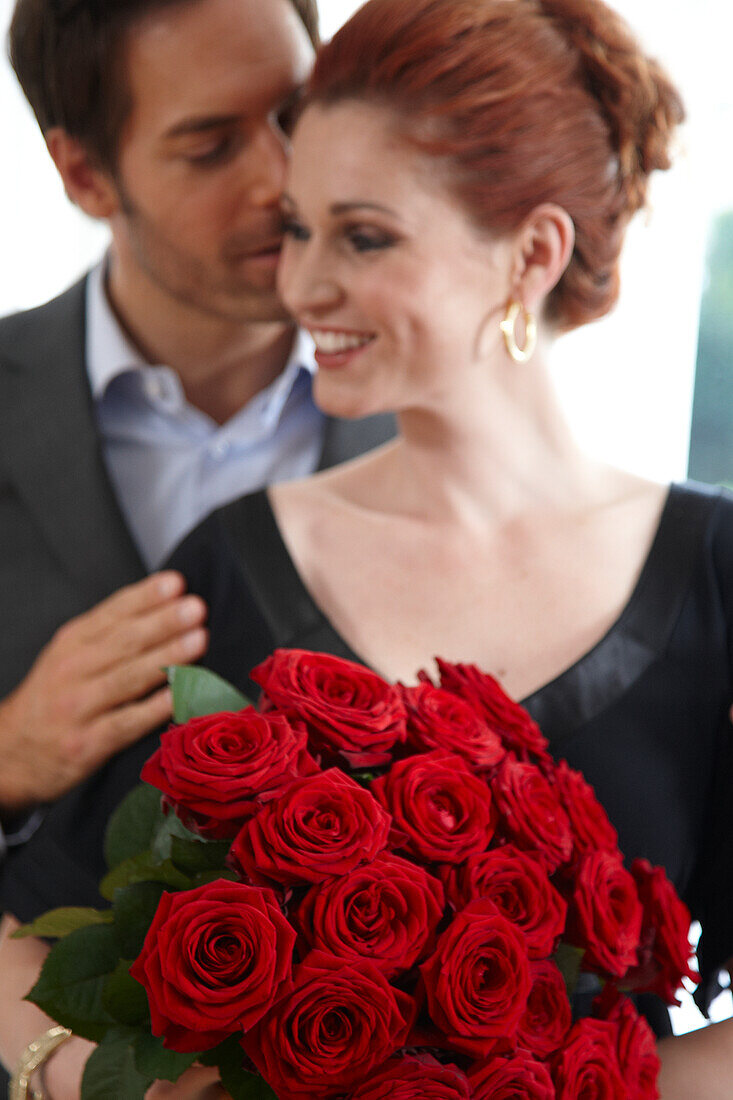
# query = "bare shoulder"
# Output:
<box><xmin>573</xmin><ymin>467</ymin><xmax>671</xmax><ymax>582</ymax></box>
<box><xmin>588</xmin><ymin>466</ymin><xmax>669</xmax><ymax>527</ymax></box>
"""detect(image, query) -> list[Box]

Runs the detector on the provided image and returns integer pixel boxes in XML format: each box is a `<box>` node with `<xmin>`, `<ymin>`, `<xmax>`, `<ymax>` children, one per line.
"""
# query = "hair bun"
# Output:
<box><xmin>539</xmin><ymin>0</ymin><xmax>685</xmax><ymax>214</ymax></box>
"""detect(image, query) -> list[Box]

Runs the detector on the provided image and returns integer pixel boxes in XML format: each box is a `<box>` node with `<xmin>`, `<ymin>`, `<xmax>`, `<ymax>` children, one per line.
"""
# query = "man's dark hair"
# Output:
<box><xmin>8</xmin><ymin>0</ymin><xmax>320</xmax><ymax>170</ymax></box>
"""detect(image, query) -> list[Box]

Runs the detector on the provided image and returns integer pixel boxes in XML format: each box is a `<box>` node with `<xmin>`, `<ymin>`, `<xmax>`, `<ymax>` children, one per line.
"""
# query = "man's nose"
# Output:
<box><xmin>247</xmin><ymin>122</ymin><xmax>289</xmax><ymax>206</ymax></box>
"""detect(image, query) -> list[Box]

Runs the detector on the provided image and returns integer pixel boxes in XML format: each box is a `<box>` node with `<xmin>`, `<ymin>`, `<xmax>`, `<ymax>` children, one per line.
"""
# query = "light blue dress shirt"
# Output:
<box><xmin>0</xmin><ymin>271</ymin><xmax>325</xmax><ymax>860</ymax></box>
<box><xmin>86</xmin><ymin>264</ymin><xmax>325</xmax><ymax>569</ymax></box>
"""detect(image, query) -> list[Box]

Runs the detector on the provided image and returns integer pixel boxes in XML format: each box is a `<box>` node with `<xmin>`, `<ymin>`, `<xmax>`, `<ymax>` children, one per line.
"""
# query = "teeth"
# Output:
<box><xmin>311</xmin><ymin>330</ymin><xmax>374</xmax><ymax>354</ymax></box>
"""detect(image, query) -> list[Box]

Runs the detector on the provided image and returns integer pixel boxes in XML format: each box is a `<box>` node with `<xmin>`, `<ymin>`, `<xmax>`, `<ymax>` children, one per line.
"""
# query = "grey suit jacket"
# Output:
<box><xmin>0</xmin><ymin>278</ymin><xmax>395</xmax><ymax>701</ymax></box>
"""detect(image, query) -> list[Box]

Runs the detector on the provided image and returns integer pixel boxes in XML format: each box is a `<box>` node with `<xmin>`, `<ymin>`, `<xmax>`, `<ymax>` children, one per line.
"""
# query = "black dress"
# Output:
<box><xmin>1</xmin><ymin>480</ymin><xmax>732</xmax><ymax>1027</ymax></box>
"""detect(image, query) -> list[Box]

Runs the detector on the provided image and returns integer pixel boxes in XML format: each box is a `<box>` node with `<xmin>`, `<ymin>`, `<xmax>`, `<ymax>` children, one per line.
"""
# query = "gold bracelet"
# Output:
<box><xmin>9</xmin><ymin>1026</ymin><xmax>72</xmax><ymax>1100</ymax></box>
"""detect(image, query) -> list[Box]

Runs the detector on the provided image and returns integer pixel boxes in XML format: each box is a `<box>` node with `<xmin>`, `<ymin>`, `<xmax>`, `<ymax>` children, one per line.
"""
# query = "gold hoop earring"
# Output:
<box><xmin>500</xmin><ymin>301</ymin><xmax>537</xmax><ymax>364</ymax></box>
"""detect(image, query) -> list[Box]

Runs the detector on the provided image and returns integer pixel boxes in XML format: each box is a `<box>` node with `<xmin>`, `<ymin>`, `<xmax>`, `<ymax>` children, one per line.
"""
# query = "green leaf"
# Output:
<box><xmin>351</xmin><ymin>769</ymin><xmax>380</xmax><ymax>787</ymax></box>
<box><xmin>100</xmin><ymin>852</ymin><xmax>192</xmax><ymax>902</ymax></box>
<box><xmin>133</xmin><ymin>1032</ymin><xmax>198</xmax><ymax>1083</ymax></box>
<box><xmin>200</xmin><ymin>1036</ymin><xmax>277</xmax><ymax>1100</ymax></box>
<box><xmin>12</xmin><ymin>907</ymin><xmax>113</xmax><ymax>940</ymax></box>
<box><xmin>152</xmin><ymin>807</ymin><xmax>211</xmax><ymax>862</ymax></box>
<box><xmin>553</xmin><ymin>941</ymin><xmax>585</xmax><ymax>998</ymax></box>
<box><xmin>222</xmin><ymin>1069</ymin><xmax>278</xmax><ymax>1100</ymax></box>
<box><xmin>27</xmin><ymin>924</ymin><xmax>121</xmax><ymax>1042</ymax></box>
<box><xmin>112</xmin><ymin>880</ymin><xmax>168</xmax><ymax>959</ymax></box>
<box><xmin>81</xmin><ymin>1028</ymin><xmax>154</xmax><ymax>1100</ymax></box>
<box><xmin>103</xmin><ymin>960</ymin><xmax>150</xmax><ymax>1026</ymax></box>
<box><xmin>167</xmin><ymin>664</ymin><xmax>250</xmax><ymax>722</ymax></box>
<box><xmin>105</xmin><ymin>783</ymin><xmax>166</xmax><ymax>869</ymax></box>
<box><xmin>170</xmin><ymin>835</ymin><xmax>232</xmax><ymax>876</ymax></box>
<box><xmin>221</xmin><ymin>1064</ymin><xmax>275</xmax><ymax>1100</ymax></box>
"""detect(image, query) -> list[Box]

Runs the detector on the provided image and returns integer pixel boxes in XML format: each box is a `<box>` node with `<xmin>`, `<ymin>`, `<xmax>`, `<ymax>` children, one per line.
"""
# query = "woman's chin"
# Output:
<box><xmin>312</xmin><ymin>380</ymin><xmax>389</xmax><ymax>422</ymax></box>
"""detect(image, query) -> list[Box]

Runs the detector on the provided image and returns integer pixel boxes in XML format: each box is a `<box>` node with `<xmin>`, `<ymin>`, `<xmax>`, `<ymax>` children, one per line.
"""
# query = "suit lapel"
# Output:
<box><xmin>0</xmin><ymin>279</ymin><xmax>145</xmax><ymax>600</ymax></box>
<box><xmin>317</xmin><ymin>412</ymin><xmax>397</xmax><ymax>471</ymax></box>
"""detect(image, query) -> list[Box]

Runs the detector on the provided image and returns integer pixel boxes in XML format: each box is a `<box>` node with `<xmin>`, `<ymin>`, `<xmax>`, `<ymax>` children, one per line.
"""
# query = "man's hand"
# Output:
<box><xmin>0</xmin><ymin>572</ymin><xmax>207</xmax><ymax>812</ymax></box>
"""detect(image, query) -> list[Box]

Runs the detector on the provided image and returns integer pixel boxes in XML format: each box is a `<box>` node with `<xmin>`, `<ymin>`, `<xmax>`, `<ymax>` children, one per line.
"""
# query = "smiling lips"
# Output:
<box><xmin>310</xmin><ymin>328</ymin><xmax>376</xmax><ymax>368</ymax></box>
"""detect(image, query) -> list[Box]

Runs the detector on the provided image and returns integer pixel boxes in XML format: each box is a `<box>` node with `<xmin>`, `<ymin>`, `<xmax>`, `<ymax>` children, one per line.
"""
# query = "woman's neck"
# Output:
<box><xmin>332</xmin><ymin>350</ymin><xmax>602</xmax><ymax>529</ymax></box>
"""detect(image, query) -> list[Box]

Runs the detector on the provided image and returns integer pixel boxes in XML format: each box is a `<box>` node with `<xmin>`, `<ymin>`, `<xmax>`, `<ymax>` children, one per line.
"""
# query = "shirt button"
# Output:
<box><xmin>210</xmin><ymin>439</ymin><xmax>231</xmax><ymax>460</ymax></box>
<box><xmin>144</xmin><ymin>376</ymin><xmax>165</xmax><ymax>401</ymax></box>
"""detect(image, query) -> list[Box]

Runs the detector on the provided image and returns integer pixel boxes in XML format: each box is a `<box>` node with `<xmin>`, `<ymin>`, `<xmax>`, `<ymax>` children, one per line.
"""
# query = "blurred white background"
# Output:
<box><xmin>1</xmin><ymin>0</ymin><xmax>731</xmax><ymax>1033</ymax></box>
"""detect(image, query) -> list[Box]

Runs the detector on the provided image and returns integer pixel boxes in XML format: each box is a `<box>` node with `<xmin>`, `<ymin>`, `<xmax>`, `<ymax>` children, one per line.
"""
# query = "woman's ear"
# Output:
<box><xmin>510</xmin><ymin>204</ymin><xmax>575</xmax><ymax>312</ymax></box>
<box><xmin>45</xmin><ymin>127</ymin><xmax>121</xmax><ymax>219</ymax></box>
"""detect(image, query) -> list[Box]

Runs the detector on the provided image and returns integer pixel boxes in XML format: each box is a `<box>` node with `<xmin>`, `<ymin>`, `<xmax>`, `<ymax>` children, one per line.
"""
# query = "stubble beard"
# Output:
<box><xmin>114</xmin><ymin>181</ymin><xmax>291</xmax><ymax>326</ymax></box>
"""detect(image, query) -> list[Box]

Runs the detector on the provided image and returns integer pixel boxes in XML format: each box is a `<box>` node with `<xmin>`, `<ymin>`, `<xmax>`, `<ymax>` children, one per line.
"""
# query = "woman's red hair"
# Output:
<box><xmin>308</xmin><ymin>0</ymin><xmax>684</xmax><ymax>329</ymax></box>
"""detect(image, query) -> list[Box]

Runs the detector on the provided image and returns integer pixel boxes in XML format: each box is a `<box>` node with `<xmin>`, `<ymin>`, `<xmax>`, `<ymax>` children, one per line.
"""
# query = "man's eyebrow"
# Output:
<box><xmin>164</xmin><ymin>115</ymin><xmax>239</xmax><ymax>140</ymax></box>
<box><xmin>164</xmin><ymin>85</ymin><xmax>307</xmax><ymax>142</ymax></box>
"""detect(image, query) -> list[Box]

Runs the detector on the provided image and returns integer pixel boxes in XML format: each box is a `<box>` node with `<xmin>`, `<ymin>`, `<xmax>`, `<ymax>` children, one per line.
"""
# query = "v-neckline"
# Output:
<box><xmin>220</xmin><ymin>482</ymin><xmax>715</xmax><ymax>744</ymax></box>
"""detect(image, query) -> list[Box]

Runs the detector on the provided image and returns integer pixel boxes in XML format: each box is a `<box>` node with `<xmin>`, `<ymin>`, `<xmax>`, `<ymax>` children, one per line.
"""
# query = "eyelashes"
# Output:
<box><xmin>281</xmin><ymin>217</ymin><xmax>310</xmax><ymax>242</ymax></box>
<box><xmin>281</xmin><ymin>217</ymin><xmax>398</xmax><ymax>254</ymax></box>
<box><xmin>346</xmin><ymin>229</ymin><xmax>397</xmax><ymax>252</ymax></box>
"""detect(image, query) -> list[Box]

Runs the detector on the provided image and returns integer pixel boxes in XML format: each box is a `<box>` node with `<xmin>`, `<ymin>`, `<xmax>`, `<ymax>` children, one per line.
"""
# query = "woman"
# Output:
<box><xmin>1</xmin><ymin>0</ymin><xmax>731</xmax><ymax>1095</ymax></box>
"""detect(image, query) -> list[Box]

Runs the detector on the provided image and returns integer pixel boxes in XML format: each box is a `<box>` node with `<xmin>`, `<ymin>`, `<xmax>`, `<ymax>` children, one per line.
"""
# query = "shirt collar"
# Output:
<box><xmin>86</xmin><ymin>261</ymin><xmax>147</xmax><ymax>400</ymax></box>
<box><xmin>85</xmin><ymin>260</ymin><xmax>317</xmax><ymax>415</ymax></box>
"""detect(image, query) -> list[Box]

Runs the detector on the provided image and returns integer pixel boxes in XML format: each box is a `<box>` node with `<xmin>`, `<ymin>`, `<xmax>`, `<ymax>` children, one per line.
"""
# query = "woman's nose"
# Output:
<box><xmin>278</xmin><ymin>241</ymin><xmax>344</xmax><ymax>319</ymax></box>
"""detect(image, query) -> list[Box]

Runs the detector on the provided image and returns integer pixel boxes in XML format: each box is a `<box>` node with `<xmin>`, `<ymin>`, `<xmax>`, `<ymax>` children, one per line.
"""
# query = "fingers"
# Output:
<box><xmin>99</xmin><ymin>685</ymin><xmax>177</xmax><ymax>755</ymax></box>
<box><xmin>46</xmin><ymin>580</ymin><xmax>208</xmax><ymax>689</ymax></box>
<box><xmin>0</xmin><ymin>574</ymin><xmax>210</xmax><ymax>809</ymax></box>
<box><xmin>90</xmin><ymin>625</ymin><xmax>209</xmax><ymax>713</ymax></box>
<box><xmin>65</xmin><ymin>685</ymin><xmax>176</xmax><ymax>766</ymax></box>
<box><xmin>75</xmin><ymin>572</ymin><xmax>187</xmax><ymax>641</ymax></box>
<box><xmin>145</xmin><ymin>1064</ymin><xmax>227</xmax><ymax>1099</ymax></box>
<box><xmin>87</xmin><ymin>593</ymin><xmax>209</xmax><ymax>674</ymax></box>
<box><xmin>67</xmin><ymin>573</ymin><xmax>207</xmax><ymax>670</ymax></box>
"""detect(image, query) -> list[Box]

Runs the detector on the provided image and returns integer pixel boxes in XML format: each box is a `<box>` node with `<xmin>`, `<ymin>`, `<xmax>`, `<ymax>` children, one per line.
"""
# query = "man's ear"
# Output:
<box><xmin>45</xmin><ymin>128</ymin><xmax>121</xmax><ymax>219</ymax></box>
<box><xmin>509</xmin><ymin>204</ymin><xmax>575</xmax><ymax>313</ymax></box>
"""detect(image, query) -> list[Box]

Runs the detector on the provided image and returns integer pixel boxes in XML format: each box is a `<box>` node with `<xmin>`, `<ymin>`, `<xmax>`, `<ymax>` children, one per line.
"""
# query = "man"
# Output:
<box><xmin>0</xmin><ymin>0</ymin><xmax>393</xmax><ymax>851</ymax></box>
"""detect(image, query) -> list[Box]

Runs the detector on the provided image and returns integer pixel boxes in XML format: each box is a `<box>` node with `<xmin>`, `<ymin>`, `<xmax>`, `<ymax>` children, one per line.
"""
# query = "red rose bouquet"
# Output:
<box><xmin>18</xmin><ymin>650</ymin><xmax>697</xmax><ymax>1099</ymax></box>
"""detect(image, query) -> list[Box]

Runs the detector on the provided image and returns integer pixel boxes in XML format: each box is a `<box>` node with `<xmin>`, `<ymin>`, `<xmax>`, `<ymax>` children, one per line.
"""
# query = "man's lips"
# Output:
<box><xmin>250</xmin><ymin>239</ymin><xmax>283</xmax><ymax>256</ymax></box>
<box><xmin>226</xmin><ymin>238</ymin><xmax>283</xmax><ymax>263</ymax></box>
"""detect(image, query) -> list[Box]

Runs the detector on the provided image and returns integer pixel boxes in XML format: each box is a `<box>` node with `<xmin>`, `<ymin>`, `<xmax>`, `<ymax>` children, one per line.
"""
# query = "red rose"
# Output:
<box><xmin>252</xmin><ymin>649</ymin><xmax>406</xmax><ymax>766</ymax></box>
<box><xmin>400</xmin><ymin>681</ymin><xmax>505</xmax><ymax>770</ymax></box>
<box><xmin>349</xmin><ymin>1053</ymin><xmax>472</xmax><ymax>1099</ymax></box>
<box><xmin>420</xmin><ymin>898</ymin><xmax>531</xmax><ymax>1057</ymax></box>
<box><xmin>371</xmin><ymin>751</ymin><xmax>495</xmax><ymax>864</ymax></box>
<box><xmin>568</xmin><ymin>850</ymin><xmax>642</xmax><ymax>978</ymax></box>
<box><xmin>141</xmin><ymin>709</ymin><xmax>314</xmax><ymax>838</ymax></box>
<box><xmin>594</xmin><ymin>986</ymin><xmax>661</xmax><ymax>1100</ymax></box>
<box><xmin>230</xmin><ymin>769</ymin><xmax>390</xmax><ymax>887</ymax></box>
<box><xmin>516</xmin><ymin>959</ymin><xmax>572</xmax><ymax>1058</ymax></box>
<box><xmin>552</xmin><ymin>1018</ymin><xmax>626</xmax><ymax>1099</ymax></box>
<box><xmin>435</xmin><ymin>658</ymin><xmax>549</xmax><ymax>760</ymax></box>
<box><xmin>242</xmin><ymin>951</ymin><xmax>415</xmax><ymax>1098</ymax></box>
<box><xmin>553</xmin><ymin>759</ymin><xmax>618</xmax><ymax>860</ymax></box>
<box><xmin>490</xmin><ymin>756</ymin><xmax>573</xmax><ymax>873</ymax></box>
<box><xmin>625</xmin><ymin>859</ymin><xmax>697</xmax><ymax>1003</ymax></box>
<box><xmin>446</xmin><ymin>844</ymin><xmax>566</xmax><ymax>959</ymax></box>
<box><xmin>296</xmin><ymin>852</ymin><xmax>444</xmax><ymax>978</ymax></box>
<box><xmin>129</xmin><ymin>879</ymin><xmax>295</xmax><ymax>1052</ymax></box>
<box><xmin>469</xmin><ymin>1051</ymin><xmax>555</xmax><ymax>1099</ymax></box>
